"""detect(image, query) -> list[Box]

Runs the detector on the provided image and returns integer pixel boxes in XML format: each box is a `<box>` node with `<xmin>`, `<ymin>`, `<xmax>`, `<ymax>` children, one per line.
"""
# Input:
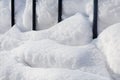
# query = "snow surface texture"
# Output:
<box><xmin>1</xmin><ymin>0</ymin><xmax>120</xmax><ymax>80</ymax></box>
<box><xmin>0</xmin><ymin>39</ymin><xmax>111</xmax><ymax>80</ymax></box>
<box><xmin>25</xmin><ymin>13</ymin><xmax>92</xmax><ymax>46</ymax></box>
<box><xmin>0</xmin><ymin>14</ymin><xmax>92</xmax><ymax>50</ymax></box>
<box><xmin>0</xmin><ymin>13</ymin><xmax>113</xmax><ymax>80</ymax></box>
<box><xmin>97</xmin><ymin>23</ymin><xmax>120</xmax><ymax>80</ymax></box>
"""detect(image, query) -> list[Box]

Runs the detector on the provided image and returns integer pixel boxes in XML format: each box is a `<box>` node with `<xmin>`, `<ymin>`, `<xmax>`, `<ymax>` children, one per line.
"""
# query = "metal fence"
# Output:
<box><xmin>93</xmin><ymin>0</ymin><xmax>98</xmax><ymax>39</ymax></box>
<box><xmin>11</xmin><ymin>0</ymin><xmax>98</xmax><ymax>38</ymax></box>
<box><xmin>11</xmin><ymin>0</ymin><xmax>15</xmax><ymax>27</ymax></box>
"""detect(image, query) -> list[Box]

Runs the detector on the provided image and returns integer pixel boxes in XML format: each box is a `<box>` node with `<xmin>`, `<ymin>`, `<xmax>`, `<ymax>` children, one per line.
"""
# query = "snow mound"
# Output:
<box><xmin>11</xmin><ymin>39</ymin><xmax>110</xmax><ymax>77</ymax></box>
<box><xmin>0</xmin><ymin>39</ymin><xmax>111</xmax><ymax>80</ymax></box>
<box><xmin>0</xmin><ymin>26</ymin><xmax>25</xmax><ymax>50</ymax></box>
<box><xmin>97</xmin><ymin>23</ymin><xmax>120</xmax><ymax>79</ymax></box>
<box><xmin>0</xmin><ymin>13</ymin><xmax>92</xmax><ymax>50</ymax></box>
<box><xmin>0</xmin><ymin>57</ymin><xmax>110</xmax><ymax>80</ymax></box>
<box><xmin>25</xmin><ymin>13</ymin><xmax>92</xmax><ymax>46</ymax></box>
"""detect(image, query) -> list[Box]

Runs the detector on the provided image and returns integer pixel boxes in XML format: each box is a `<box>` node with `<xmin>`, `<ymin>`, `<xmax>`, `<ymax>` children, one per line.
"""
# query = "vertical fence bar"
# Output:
<box><xmin>58</xmin><ymin>0</ymin><xmax>62</xmax><ymax>22</ymax></box>
<box><xmin>93</xmin><ymin>0</ymin><xmax>98</xmax><ymax>39</ymax></box>
<box><xmin>11</xmin><ymin>0</ymin><xmax>15</xmax><ymax>27</ymax></box>
<box><xmin>32</xmin><ymin>0</ymin><xmax>36</xmax><ymax>30</ymax></box>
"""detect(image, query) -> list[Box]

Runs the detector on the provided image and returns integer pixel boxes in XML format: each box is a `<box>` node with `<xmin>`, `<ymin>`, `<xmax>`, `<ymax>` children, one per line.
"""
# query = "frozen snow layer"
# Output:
<box><xmin>0</xmin><ymin>13</ymin><xmax>92</xmax><ymax>50</ymax></box>
<box><xmin>97</xmin><ymin>23</ymin><xmax>120</xmax><ymax>80</ymax></box>
<box><xmin>87</xmin><ymin>0</ymin><xmax>120</xmax><ymax>34</ymax></box>
<box><xmin>11</xmin><ymin>39</ymin><xmax>110</xmax><ymax>77</ymax></box>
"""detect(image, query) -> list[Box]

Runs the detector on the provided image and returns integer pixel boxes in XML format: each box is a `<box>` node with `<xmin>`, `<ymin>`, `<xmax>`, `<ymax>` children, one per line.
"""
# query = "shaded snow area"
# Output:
<box><xmin>0</xmin><ymin>0</ymin><xmax>120</xmax><ymax>80</ymax></box>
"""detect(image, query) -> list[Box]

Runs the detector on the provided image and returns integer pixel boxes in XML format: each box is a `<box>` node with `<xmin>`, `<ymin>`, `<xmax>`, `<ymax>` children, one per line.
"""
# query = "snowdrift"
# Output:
<box><xmin>0</xmin><ymin>39</ymin><xmax>110</xmax><ymax>80</ymax></box>
<box><xmin>25</xmin><ymin>13</ymin><xmax>92</xmax><ymax>45</ymax></box>
<box><xmin>1</xmin><ymin>0</ymin><xmax>120</xmax><ymax>80</ymax></box>
<box><xmin>1</xmin><ymin>12</ymin><xmax>120</xmax><ymax>80</ymax></box>
<box><xmin>0</xmin><ymin>14</ymin><xmax>92</xmax><ymax>50</ymax></box>
<box><xmin>1</xmin><ymin>0</ymin><xmax>120</xmax><ymax>34</ymax></box>
<box><xmin>97</xmin><ymin>23</ymin><xmax>120</xmax><ymax>80</ymax></box>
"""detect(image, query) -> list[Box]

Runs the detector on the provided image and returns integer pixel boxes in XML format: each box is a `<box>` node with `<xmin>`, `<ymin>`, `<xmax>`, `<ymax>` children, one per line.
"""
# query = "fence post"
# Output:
<box><xmin>58</xmin><ymin>0</ymin><xmax>62</xmax><ymax>22</ymax></box>
<box><xmin>32</xmin><ymin>0</ymin><xmax>36</xmax><ymax>30</ymax></box>
<box><xmin>93</xmin><ymin>0</ymin><xmax>98</xmax><ymax>39</ymax></box>
<box><xmin>11</xmin><ymin>0</ymin><xmax>15</xmax><ymax>27</ymax></box>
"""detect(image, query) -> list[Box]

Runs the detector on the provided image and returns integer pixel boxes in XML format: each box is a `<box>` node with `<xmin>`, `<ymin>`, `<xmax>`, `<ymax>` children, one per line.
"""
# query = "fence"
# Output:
<box><xmin>11</xmin><ymin>0</ymin><xmax>15</xmax><ymax>27</ymax></box>
<box><xmin>11</xmin><ymin>0</ymin><xmax>98</xmax><ymax>38</ymax></box>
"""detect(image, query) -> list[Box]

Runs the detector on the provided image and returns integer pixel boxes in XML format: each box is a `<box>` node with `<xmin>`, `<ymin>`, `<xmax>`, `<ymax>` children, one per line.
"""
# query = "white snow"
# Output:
<box><xmin>0</xmin><ymin>25</ymin><xmax>25</xmax><ymax>50</ymax></box>
<box><xmin>0</xmin><ymin>13</ymin><xmax>92</xmax><ymax>51</ymax></box>
<box><xmin>22</xmin><ymin>0</ymin><xmax>32</xmax><ymax>31</ymax></box>
<box><xmin>25</xmin><ymin>13</ymin><xmax>92</xmax><ymax>45</ymax></box>
<box><xmin>11</xmin><ymin>39</ymin><xmax>110</xmax><ymax>77</ymax></box>
<box><xmin>0</xmin><ymin>0</ymin><xmax>120</xmax><ymax>80</ymax></box>
<box><xmin>0</xmin><ymin>39</ymin><xmax>111</xmax><ymax>80</ymax></box>
<box><xmin>97</xmin><ymin>23</ymin><xmax>120</xmax><ymax>80</ymax></box>
<box><xmin>1</xmin><ymin>0</ymin><xmax>120</xmax><ymax>34</ymax></box>
<box><xmin>0</xmin><ymin>0</ymin><xmax>92</xmax><ymax>33</ymax></box>
<box><xmin>0</xmin><ymin>14</ymin><xmax>112</xmax><ymax>79</ymax></box>
<box><xmin>0</xmin><ymin>1</ymin><xmax>11</xmax><ymax>34</ymax></box>
<box><xmin>87</xmin><ymin>0</ymin><xmax>120</xmax><ymax>34</ymax></box>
